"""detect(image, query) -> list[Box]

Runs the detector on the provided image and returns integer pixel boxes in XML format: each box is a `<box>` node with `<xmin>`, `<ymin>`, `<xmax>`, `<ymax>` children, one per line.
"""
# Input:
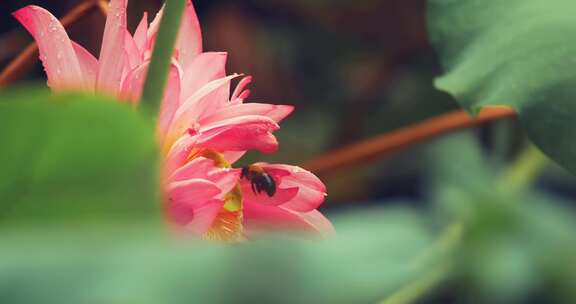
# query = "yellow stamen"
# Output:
<box><xmin>185</xmin><ymin>149</ymin><xmax>244</xmax><ymax>241</ymax></box>
<box><xmin>198</xmin><ymin>149</ymin><xmax>231</xmax><ymax>168</ymax></box>
<box><xmin>203</xmin><ymin>186</ymin><xmax>244</xmax><ymax>241</ymax></box>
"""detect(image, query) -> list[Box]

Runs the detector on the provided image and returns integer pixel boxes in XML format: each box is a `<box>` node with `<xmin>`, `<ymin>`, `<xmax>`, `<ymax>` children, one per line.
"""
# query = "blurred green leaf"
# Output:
<box><xmin>140</xmin><ymin>0</ymin><xmax>185</xmax><ymax>115</ymax></box>
<box><xmin>428</xmin><ymin>0</ymin><xmax>576</xmax><ymax>175</ymax></box>
<box><xmin>0</xmin><ymin>88</ymin><xmax>160</xmax><ymax>230</ymax></box>
<box><xmin>426</xmin><ymin>133</ymin><xmax>576</xmax><ymax>301</ymax></box>
<box><xmin>0</xmin><ymin>207</ymin><xmax>433</xmax><ymax>304</ymax></box>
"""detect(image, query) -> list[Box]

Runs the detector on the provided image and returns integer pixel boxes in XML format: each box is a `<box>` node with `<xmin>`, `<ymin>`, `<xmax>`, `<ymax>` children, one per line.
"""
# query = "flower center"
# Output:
<box><xmin>202</xmin><ymin>186</ymin><xmax>244</xmax><ymax>241</ymax></box>
<box><xmin>194</xmin><ymin>149</ymin><xmax>245</xmax><ymax>241</ymax></box>
<box><xmin>196</xmin><ymin>149</ymin><xmax>231</xmax><ymax>168</ymax></box>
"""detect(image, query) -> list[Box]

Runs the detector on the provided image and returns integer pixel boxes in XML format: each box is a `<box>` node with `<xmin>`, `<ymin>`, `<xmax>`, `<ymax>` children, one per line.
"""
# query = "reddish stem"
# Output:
<box><xmin>0</xmin><ymin>0</ymin><xmax>106</xmax><ymax>87</ymax></box>
<box><xmin>304</xmin><ymin>107</ymin><xmax>517</xmax><ymax>175</ymax></box>
<box><xmin>97</xmin><ymin>0</ymin><xmax>109</xmax><ymax>15</ymax></box>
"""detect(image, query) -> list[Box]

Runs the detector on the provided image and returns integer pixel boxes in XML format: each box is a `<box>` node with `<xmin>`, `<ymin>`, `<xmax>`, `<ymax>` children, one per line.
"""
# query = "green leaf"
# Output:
<box><xmin>0</xmin><ymin>207</ymin><xmax>433</xmax><ymax>304</ymax></box>
<box><xmin>141</xmin><ymin>0</ymin><xmax>186</xmax><ymax>116</ymax></box>
<box><xmin>0</xmin><ymin>89</ymin><xmax>160</xmax><ymax>230</ymax></box>
<box><xmin>428</xmin><ymin>0</ymin><xmax>576</xmax><ymax>174</ymax></box>
<box><xmin>426</xmin><ymin>132</ymin><xmax>576</xmax><ymax>301</ymax></box>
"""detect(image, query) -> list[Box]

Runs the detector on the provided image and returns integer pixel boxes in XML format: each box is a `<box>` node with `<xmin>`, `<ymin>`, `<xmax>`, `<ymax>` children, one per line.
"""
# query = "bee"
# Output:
<box><xmin>241</xmin><ymin>165</ymin><xmax>276</xmax><ymax>197</ymax></box>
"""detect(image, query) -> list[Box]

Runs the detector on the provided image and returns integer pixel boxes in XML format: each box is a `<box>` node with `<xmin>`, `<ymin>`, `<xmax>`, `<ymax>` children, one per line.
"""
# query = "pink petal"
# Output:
<box><xmin>259</xmin><ymin>163</ymin><xmax>326</xmax><ymax>212</ymax></box>
<box><xmin>207</xmin><ymin>169</ymin><xmax>241</xmax><ymax>199</ymax></box>
<box><xmin>280</xmin><ymin>184</ymin><xmax>326</xmax><ymax>212</ymax></box>
<box><xmin>243</xmin><ymin>202</ymin><xmax>326</xmax><ymax>236</ymax></box>
<box><xmin>71</xmin><ymin>42</ymin><xmax>98</xmax><ymax>91</ymax></box>
<box><xmin>169</xmin><ymin>156</ymin><xmax>240</xmax><ymax>196</ymax></box>
<box><xmin>124</xmin><ymin>30</ymin><xmax>142</xmax><ymax>70</ymax></box>
<box><xmin>223</xmin><ymin>151</ymin><xmax>246</xmax><ymax>164</ymax></box>
<box><xmin>169</xmin><ymin>157</ymin><xmax>217</xmax><ymax>181</ymax></box>
<box><xmin>163</xmin><ymin>134</ymin><xmax>198</xmax><ymax>178</ymax></box>
<box><xmin>200</xmin><ymin>114</ymin><xmax>279</xmax><ymax>132</ymax></box>
<box><xmin>145</xmin><ymin>5</ymin><xmax>163</xmax><ymax>55</ymax></box>
<box><xmin>168</xmin><ymin>198</ymin><xmax>196</xmax><ymax>226</ymax></box>
<box><xmin>263</xmin><ymin>164</ymin><xmax>326</xmax><ymax>191</ymax></box>
<box><xmin>184</xmin><ymin>200</ymin><xmax>223</xmax><ymax>235</ymax></box>
<box><xmin>13</xmin><ymin>6</ymin><xmax>86</xmax><ymax>91</ymax></box>
<box><xmin>119</xmin><ymin>62</ymin><xmax>148</xmax><ymax>103</ymax></box>
<box><xmin>133</xmin><ymin>12</ymin><xmax>149</xmax><ymax>52</ymax></box>
<box><xmin>167</xmin><ymin>74</ymin><xmax>239</xmax><ymax>143</ymax></box>
<box><xmin>181</xmin><ymin>52</ymin><xmax>227</xmax><ymax>101</ymax></box>
<box><xmin>120</xmin><ymin>61</ymin><xmax>182</xmax><ymax>109</ymax></box>
<box><xmin>231</xmin><ymin>76</ymin><xmax>252</xmax><ymax>101</ymax></box>
<box><xmin>119</xmin><ymin>48</ymin><xmax>131</xmax><ymax>87</ymax></box>
<box><xmin>196</xmin><ymin>130</ymin><xmax>278</xmax><ymax>154</ymax></box>
<box><xmin>284</xmin><ymin>209</ymin><xmax>335</xmax><ymax>237</ymax></box>
<box><xmin>236</xmin><ymin>90</ymin><xmax>251</xmax><ymax>102</ymax></box>
<box><xmin>200</xmin><ymin>103</ymin><xmax>294</xmax><ymax>126</ymax></box>
<box><xmin>158</xmin><ymin>64</ymin><xmax>182</xmax><ymax>141</ymax></box>
<box><xmin>166</xmin><ymin>178</ymin><xmax>221</xmax><ymax>227</ymax></box>
<box><xmin>176</xmin><ymin>0</ymin><xmax>203</xmax><ymax>69</ymax></box>
<box><xmin>147</xmin><ymin>5</ymin><xmax>163</xmax><ymax>40</ymax></box>
<box><xmin>167</xmin><ymin>178</ymin><xmax>221</xmax><ymax>208</ymax></box>
<box><xmin>96</xmin><ymin>0</ymin><xmax>128</xmax><ymax>94</ymax></box>
<box><xmin>195</xmin><ymin>115</ymin><xmax>280</xmax><ymax>153</ymax></box>
<box><xmin>240</xmin><ymin>180</ymin><xmax>299</xmax><ymax>206</ymax></box>
<box><xmin>239</xmin><ymin>163</ymin><xmax>325</xmax><ymax>212</ymax></box>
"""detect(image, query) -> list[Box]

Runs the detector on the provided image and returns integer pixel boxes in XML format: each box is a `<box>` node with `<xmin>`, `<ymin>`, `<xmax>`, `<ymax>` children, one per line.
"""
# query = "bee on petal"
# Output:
<box><xmin>241</xmin><ymin>164</ymin><xmax>276</xmax><ymax>197</ymax></box>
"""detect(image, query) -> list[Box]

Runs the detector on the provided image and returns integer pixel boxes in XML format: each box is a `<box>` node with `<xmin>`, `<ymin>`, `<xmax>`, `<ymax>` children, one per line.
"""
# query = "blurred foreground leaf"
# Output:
<box><xmin>0</xmin><ymin>207</ymin><xmax>433</xmax><ymax>304</ymax></box>
<box><xmin>428</xmin><ymin>0</ymin><xmax>576</xmax><ymax>175</ymax></box>
<box><xmin>426</xmin><ymin>133</ymin><xmax>576</xmax><ymax>302</ymax></box>
<box><xmin>0</xmin><ymin>88</ymin><xmax>159</xmax><ymax>229</ymax></box>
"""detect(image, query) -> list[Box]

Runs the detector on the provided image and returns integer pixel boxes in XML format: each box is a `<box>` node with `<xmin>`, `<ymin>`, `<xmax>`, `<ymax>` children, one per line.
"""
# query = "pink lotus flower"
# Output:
<box><xmin>14</xmin><ymin>0</ymin><xmax>334</xmax><ymax>240</ymax></box>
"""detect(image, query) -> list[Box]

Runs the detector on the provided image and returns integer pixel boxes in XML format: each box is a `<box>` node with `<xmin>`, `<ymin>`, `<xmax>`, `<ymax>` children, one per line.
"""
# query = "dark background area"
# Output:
<box><xmin>1</xmin><ymin>0</ymin><xmax>462</xmax><ymax>208</ymax></box>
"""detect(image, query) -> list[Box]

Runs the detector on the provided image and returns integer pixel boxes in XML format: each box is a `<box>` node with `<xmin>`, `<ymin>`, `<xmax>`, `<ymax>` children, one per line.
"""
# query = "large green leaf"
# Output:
<box><xmin>0</xmin><ymin>89</ymin><xmax>160</xmax><ymax>230</ymax></box>
<box><xmin>428</xmin><ymin>0</ymin><xmax>576</xmax><ymax>174</ymax></box>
